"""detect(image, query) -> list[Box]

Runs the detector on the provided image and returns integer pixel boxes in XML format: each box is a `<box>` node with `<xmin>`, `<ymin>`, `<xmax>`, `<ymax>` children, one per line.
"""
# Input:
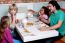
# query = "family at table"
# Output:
<box><xmin>0</xmin><ymin>0</ymin><xmax>65</xmax><ymax>43</ymax></box>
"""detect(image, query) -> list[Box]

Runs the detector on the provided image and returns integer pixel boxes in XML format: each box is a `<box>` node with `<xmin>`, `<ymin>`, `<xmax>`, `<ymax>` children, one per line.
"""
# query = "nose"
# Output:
<box><xmin>47</xmin><ymin>6</ymin><xmax>50</xmax><ymax>9</ymax></box>
<box><xmin>49</xmin><ymin>7</ymin><xmax>51</xmax><ymax>10</ymax></box>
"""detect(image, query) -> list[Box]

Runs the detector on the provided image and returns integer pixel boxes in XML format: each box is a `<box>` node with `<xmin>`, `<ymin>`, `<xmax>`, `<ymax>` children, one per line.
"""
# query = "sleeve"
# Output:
<box><xmin>59</xmin><ymin>12</ymin><xmax>65</xmax><ymax>22</ymax></box>
<box><xmin>7</xmin><ymin>29</ymin><xmax>14</xmax><ymax>43</ymax></box>
<box><xmin>4</xmin><ymin>28</ymin><xmax>14</xmax><ymax>43</ymax></box>
<box><xmin>42</xmin><ymin>15</ymin><xmax>48</xmax><ymax>20</ymax></box>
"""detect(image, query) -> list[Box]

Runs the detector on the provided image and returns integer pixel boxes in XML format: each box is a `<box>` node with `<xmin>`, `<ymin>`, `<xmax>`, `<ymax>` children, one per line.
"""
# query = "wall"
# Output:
<box><xmin>0</xmin><ymin>0</ymin><xmax>65</xmax><ymax>4</ymax></box>
<box><xmin>0</xmin><ymin>2</ymin><xmax>65</xmax><ymax>19</ymax></box>
<box><xmin>33</xmin><ymin>2</ymin><xmax>65</xmax><ymax>12</ymax></box>
<box><xmin>0</xmin><ymin>4</ymin><xmax>9</xmax><ymax>19</ymax></box>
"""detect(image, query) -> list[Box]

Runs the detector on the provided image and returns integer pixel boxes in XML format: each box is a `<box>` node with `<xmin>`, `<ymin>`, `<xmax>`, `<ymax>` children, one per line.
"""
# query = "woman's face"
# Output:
<box><xmin>48</xmin><ymin>4</ymin><xmax>55</xmax><ymax>12</ymax></box>
<box><xmin>39</xmin><ymin>8</ymin><xmax>44</xmax><ymax>15</ymax></box>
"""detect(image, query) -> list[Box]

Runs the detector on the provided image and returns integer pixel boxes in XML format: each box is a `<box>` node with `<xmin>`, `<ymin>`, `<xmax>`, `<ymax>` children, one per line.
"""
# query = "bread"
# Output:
<box><xmin>24</xmin><ymin>29</ymin><xmax>30</xmax><ymax>33</ymax></box>
<box><xmin>26</xmin><ymin>22</ymin><xmax>33</xmax><ymax>26</ymax></box>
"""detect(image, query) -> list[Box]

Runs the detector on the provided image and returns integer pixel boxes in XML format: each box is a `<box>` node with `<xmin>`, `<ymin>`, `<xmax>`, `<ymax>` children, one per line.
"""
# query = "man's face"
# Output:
<box><xmin>48</xmin><ymin>4</ymin><xmax>55</xmax><ymax>12</ymax></box>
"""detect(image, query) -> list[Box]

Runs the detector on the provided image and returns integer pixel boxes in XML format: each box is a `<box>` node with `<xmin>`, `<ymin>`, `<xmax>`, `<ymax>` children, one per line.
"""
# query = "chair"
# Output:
<box><xmin>61</xmin><ymin>36</ymin><xmax>65</xmax><ymax>43</ymax></box>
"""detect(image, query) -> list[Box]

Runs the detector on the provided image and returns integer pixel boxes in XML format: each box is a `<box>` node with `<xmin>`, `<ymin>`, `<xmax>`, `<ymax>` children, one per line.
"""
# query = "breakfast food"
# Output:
<box><xmin>24</xmin><ymin>29</ymin><xmax>30</xmax><ymax>33</ymax></box>
<box><xmin>26</xmin><ymin>22</ymin><xmax>33</xmax><ymax>26</ymax></box>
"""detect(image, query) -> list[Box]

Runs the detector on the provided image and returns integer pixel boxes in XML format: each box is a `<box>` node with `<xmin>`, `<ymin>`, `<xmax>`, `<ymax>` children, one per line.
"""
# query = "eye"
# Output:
<box><xmin>14</xmin><ymin>9</ymin><xmax>16</xmax><ymax>11</ymax></box>
<box><xmin>40</xmin><ymin>9</ymin><xmax>44</xmax><ymax>11</ymax></box>
<box><xmin>48</xmin><ymin>6</ymin><xmax>51</xmax><ymax>8</ymax></box>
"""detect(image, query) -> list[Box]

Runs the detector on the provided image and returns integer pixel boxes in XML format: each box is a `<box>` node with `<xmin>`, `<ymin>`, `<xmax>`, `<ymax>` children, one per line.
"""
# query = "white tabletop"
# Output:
<box><xmin>16</xmin><ymin>17</ymin><xmax>59</xmax><ymax>42</ymax></box>
<box><xmin>16</xmin><ymin>25</ymin><xmax>59</xmax><ymax>42</ymax></box>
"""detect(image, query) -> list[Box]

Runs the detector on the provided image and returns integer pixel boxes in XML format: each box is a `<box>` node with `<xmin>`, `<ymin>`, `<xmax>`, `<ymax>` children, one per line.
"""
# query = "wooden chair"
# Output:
<box><xmin>61</xmin><ymin>8</ymin><xmax>65</xmax><ymax>13</ymax></box>
<box><xmin>54</xmin><ymin>40</ymin><xmax>65</xmax><ymax>43</ymax></box>
<box><xmin>54</xmin><ymin>36</ymin><xmax>65</xmax><ymax>43</ymax></box>
<box><xmin>61</xmin><ymin>36</ymin><xmax>65</xmax><ymax>43</ymax></box>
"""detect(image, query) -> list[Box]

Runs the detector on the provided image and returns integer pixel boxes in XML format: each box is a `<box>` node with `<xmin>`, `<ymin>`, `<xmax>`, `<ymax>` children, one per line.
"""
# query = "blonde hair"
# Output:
<box><xmin>9</xmin><ymin>3</ymin><xmax>18</xmax><ymax>15</ymax></box>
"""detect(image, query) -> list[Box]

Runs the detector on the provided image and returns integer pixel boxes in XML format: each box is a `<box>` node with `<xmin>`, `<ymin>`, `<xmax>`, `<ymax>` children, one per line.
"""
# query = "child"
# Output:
<box><xmin>28</xmin><ymin>6</ymin><xmax>50</xmax><ymax>25</ymax></box>
<box><xmin>8</xmin><ymin>3</ymin><xmax>18</xmax><ymax>27</ymax></box>
<box><xmin>8</xmin><ymin>4</ymin><xmax>23</xmax><ymax>43</ymax></box>
<box><xmin>0</xmin><ymin>16</ymin><xmax>14</xmax><ymax>43</ymax></box>
<box><xmin>38</xmin><ymin>6</ymin><xmax>50</xmax><ymax>24</ymax></box>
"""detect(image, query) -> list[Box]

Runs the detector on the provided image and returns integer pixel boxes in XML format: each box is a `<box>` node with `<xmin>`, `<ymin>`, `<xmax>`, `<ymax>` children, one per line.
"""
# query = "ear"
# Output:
<box><xmin>54</xmin><ymin>6</ymin><xmax>55</xmax><ymax>8</ymax></box>
<box><xmin>54</xmin><ymin>6</ymin><xmax>56</xmax><ymax>10</ymax></box>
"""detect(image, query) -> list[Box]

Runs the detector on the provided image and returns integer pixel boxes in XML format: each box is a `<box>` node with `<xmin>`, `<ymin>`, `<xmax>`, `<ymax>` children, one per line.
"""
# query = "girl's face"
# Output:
<box><xmin>2</xmin><ymin>19</ymin><xmax>10</xmax><ymax>28</ymax></box>
<box><xmin>39</xmin><ymin>8</ymin><xmax>44</xmax><ymax>15</ymax></box>
<box><xmin>10</xmin><ymin>9</ymin><xmax>17</xmax><ymax>15</ymax></box>
<box><xmin>6</xmin><ymin>19</ymin><xmax>10</xmax><ymax>26</ymax></box>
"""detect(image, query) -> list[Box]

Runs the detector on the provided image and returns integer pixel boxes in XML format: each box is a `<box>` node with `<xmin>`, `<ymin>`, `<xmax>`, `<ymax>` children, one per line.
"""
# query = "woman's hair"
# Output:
<box><xmin>41</xmin><ymin>6</ymin><xmax>50</xmax><ymax>17</ymax></box>
<box><xmin>9</xmin><ymin>3</ymin><xmax>18</xmax><ymax>15</ymax></box>
<box><xmin>49</xmin><ymin>0</ymin><xmax>61</xmax><ymax>10</ymax></box>
<box><xmin>0</xmin><ymin>16</ymin><xmax>9</xmax><ymax>40</ymax></box>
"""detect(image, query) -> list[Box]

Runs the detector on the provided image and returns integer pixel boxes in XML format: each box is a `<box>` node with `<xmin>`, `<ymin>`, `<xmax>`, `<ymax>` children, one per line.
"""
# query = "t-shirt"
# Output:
<box><xmin>49</xmin><ymin>10</ymin><xmax>65</xmax><ymax>36</ymax></box>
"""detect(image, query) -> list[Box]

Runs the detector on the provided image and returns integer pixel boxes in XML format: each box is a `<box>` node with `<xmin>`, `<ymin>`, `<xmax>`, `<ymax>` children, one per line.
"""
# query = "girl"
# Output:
<box><xmin>8</xmin><ymin>4</ymin><xmax>23</xmax><ymax>43</ymax></box>
<box><xmin>28</xmin><ymin>6</ymin><xmax>50</xmax><ymax>25</ymax></box>
<box><xmin>0</xmin><ymin>16</ymin><xmax>13</xmax><ymax>43</ymax></box>
<box><xmin>8</xmin><ymin>3</ymin><xmax>18</xmax><ymax>27</ymax></box>
<box><xmin>38</xmin><ymin>6</ymin><xmax>50</xmax><ymax>25</ymax></box>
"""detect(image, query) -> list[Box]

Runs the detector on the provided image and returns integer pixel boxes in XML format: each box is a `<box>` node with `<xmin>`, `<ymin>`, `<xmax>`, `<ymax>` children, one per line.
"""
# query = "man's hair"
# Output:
<box><xmin>49</xmin><ymin>0</ymin><xmax>61</xmax><ymax>10</ymax></box>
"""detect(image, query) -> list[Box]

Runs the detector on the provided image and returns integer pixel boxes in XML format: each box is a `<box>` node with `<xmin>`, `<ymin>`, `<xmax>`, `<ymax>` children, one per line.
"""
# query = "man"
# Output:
<box><xmin>40</xmin><ymin>1</ymin><xmax>65</xmax><ymax>43</ymax></box>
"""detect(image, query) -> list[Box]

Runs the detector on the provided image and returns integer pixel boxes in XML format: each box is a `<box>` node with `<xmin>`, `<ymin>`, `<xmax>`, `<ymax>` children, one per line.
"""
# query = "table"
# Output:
<box><xmin>16</xmin><ymin>17</ymin><xmax>59</xmax><ymax>42</ymax></box>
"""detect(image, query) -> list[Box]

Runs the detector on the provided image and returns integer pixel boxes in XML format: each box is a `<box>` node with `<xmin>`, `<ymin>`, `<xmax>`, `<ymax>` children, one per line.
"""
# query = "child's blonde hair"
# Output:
<box><xmin>9</xmin><ymin>3</ymin><xmax>18</xmax><ymax>15</ymax></box>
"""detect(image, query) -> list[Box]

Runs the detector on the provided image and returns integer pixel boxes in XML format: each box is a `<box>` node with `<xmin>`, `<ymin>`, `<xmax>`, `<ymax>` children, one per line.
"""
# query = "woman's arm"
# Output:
<box><xmin>49</xmin><ymin>20</ymin><xmax>63</xmax><ymax>30</ymax></box>
<box><xmin>39</xmin><ymin>20</ymin><xmax>63</xmax><ymax>31</ymax></box>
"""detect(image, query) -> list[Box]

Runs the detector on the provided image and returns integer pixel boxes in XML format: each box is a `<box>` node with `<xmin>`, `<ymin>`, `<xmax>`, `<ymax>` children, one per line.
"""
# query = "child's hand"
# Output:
<box><xmin>15</xmin><ymin>19</ymin><xmax>20</xmax><ymax>23</ymax></box>
<box><xmin>39</xmin><ymin>15</ymin><xmax>43</xmax><ymax>19</ymax></box>
<box><xmin>28</xmin><ymin>9</ymin><xmax>36</xmax><ymax>14</ymax></box>
<box><xmin>38</xmin><ymin>12</ymin><xmax>41</xmax><ymax>15</ymax></box>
